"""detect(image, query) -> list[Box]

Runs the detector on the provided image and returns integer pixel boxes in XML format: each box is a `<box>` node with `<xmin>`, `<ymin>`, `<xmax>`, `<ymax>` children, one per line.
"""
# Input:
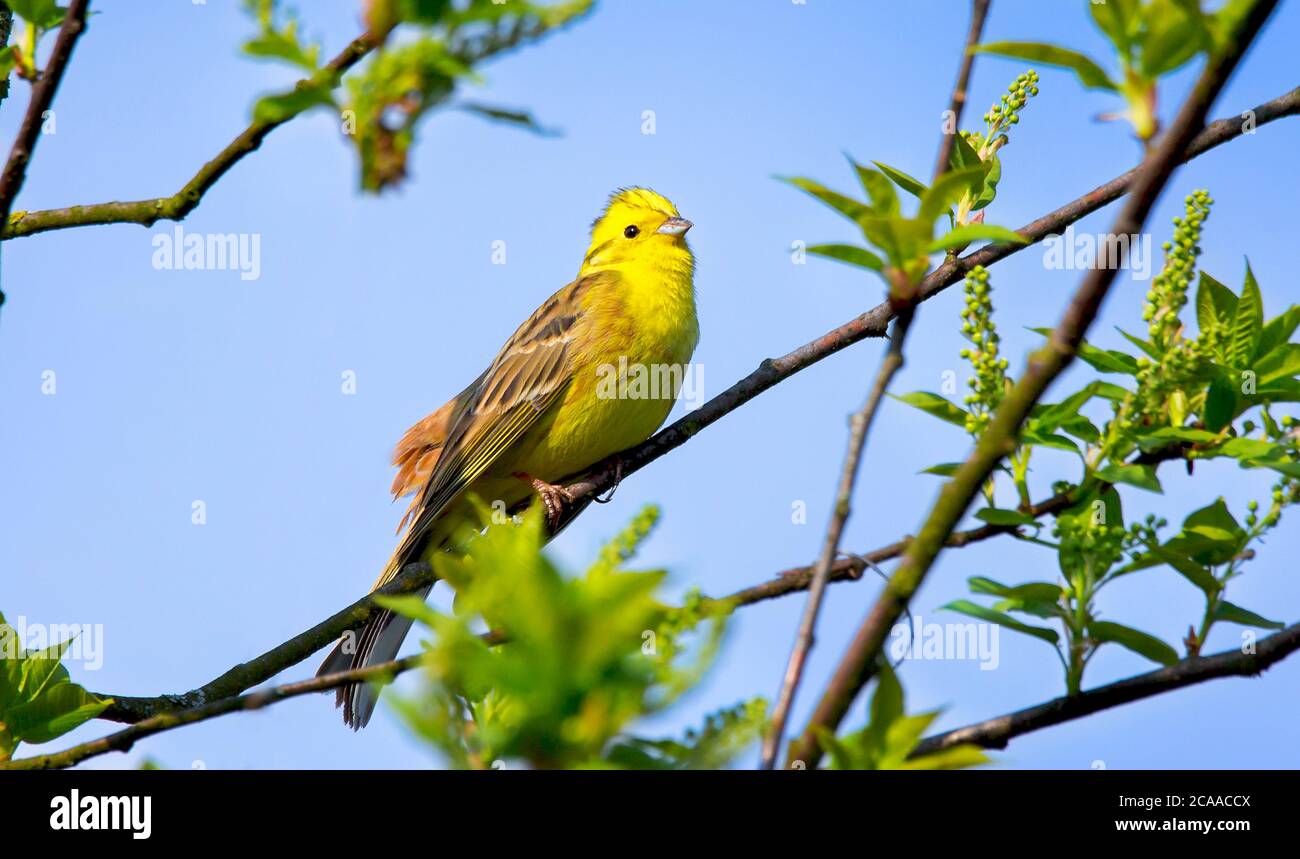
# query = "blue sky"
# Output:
<box><xmin>2</xmin><ymin>0</ymin><xmax>1297</xmax><ymax>769</ymax></box>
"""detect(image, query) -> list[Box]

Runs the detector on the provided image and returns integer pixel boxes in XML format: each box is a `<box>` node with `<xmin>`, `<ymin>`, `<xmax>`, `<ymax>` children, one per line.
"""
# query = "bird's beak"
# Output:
<box><xmin>657</xmin><ymin>217</ymin><xmax>693</xmax><ymax>237</ymax></box>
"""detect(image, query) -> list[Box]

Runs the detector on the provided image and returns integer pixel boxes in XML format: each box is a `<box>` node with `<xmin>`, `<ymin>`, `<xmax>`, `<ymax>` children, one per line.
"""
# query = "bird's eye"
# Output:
<box><xmin>623</xmin><ymin>225</ymin><xmax>640</xmax><ymax>239</ymax></box>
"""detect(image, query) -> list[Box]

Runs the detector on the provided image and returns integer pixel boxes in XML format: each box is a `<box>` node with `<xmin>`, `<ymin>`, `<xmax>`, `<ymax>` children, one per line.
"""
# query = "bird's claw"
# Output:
<box><xmin>514</xmin><ymin>472</ymin><xmax>574</xmax><ymax>531</ymax></box>
<box><xmin>593</xmin><ymin>459</ymin><xmax>624</xmax><ymax>505</ymax></box>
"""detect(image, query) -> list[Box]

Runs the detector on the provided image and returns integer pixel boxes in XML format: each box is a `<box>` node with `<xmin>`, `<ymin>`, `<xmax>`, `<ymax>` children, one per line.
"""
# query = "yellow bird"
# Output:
<box><xmin>319</xmin><ymin>188</ymin><xmax>698</xmax><ymax>728</ymax></box>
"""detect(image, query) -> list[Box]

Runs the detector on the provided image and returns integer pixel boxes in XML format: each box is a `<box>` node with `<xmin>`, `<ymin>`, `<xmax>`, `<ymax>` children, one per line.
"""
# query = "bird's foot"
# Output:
<box><xmin>513</xmin><ymin>472</ymin><xmax>574</xmax><ymax>531</ymax></box>
<box><xmin>593</xmin><ymin>458</ymin><xmax>625</xmax><ymax>504</ymax></box>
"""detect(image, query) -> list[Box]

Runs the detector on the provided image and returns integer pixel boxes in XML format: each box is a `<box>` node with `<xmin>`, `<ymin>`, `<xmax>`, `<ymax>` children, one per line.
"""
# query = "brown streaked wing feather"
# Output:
<box><xmin>390</xmin><ymin>373</ymin><xmax>485</xmax><ymax>533</ymax></box>
<box><xmin>391</xmin><ymin>271</ymin><xmax>611</xmax><ymax>570</ymax></box>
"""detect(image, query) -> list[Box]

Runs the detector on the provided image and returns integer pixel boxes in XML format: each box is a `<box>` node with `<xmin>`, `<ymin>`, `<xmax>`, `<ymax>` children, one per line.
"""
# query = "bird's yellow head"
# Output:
<box><xmin>581</xmin><ymin>187</ymin><xmax>694</xmax><ymax>276</ymax></box>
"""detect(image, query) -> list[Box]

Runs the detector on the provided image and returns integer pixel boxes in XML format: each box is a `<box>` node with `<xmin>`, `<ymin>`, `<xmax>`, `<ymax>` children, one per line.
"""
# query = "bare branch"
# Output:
<box><xmin>787</xmin><ymin>0</ymin><xmax>1281</xmax><ymax>769</ymax></box>
<box><xmin>913</xmin><ymin>622</ymin><xmax>1300</xmax><ymax>756</ymax></box>
<box><xmin>1</xmin><ymin>655</ymin><xmax>426</xmax><ymax>770</ymax></box>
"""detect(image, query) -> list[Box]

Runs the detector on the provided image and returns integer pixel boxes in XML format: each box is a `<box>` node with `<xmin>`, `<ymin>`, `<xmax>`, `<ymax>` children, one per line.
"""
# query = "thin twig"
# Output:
<box><xmin>912</xmin><ymin>622</ymin><xmax>1300</xmax><ymax>756</ymax></box>
<box><xmin>0</xmin><ymin>0</ymin><xmax>89</xmax><ymax>309</ymax></box>
<box><xmin>1</xmin><ymin>26</ymin><xmax>385</xmax><ymax>241</ymax></box>
<box><xmin>762</xmin><ymin>0</ymin><xmax>992</xmax><ymax>769</ymax></box>
<box><xmin>1</xmin><ymin>654</ymin><xmax>427</xmax><ymax>770</ymax></box>
<box><xmin>787</xmin><ymin>0</ymin><xmax>1280</xmax><ymax>769</ymax></box>
<box><xmin>96</xmin><ymin>560</ymin><xmax>438</xmax><ymax>723</ymax></box>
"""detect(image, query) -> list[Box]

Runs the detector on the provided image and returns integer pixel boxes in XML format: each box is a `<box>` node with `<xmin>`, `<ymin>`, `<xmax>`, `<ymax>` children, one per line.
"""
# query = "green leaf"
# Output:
<box><xmin>968</xmin><ymin>577</ymin><xmax>1063</xmax><ymax>604</ymax></box>
<box><xmin>920</xmin><ymin>462</ymin><xmax>962</xmax><ymax>477</ymax></box>
<box><xmin>807</xmin><ymin>243</ymin><xmax>884</xmax><ymax>272</ymax></box>
<box><xmin>1088</xmin><ymin>620</ymin><xmax>1179</xmax><ymax>666</ymax></box>
<box><xmin>1020</xmin><ymin>427</ymin><xmax>1080</xmax><ymax>454</ymax></box>
<box><xmin>1197</xmin><ymin>271</ymin><xmax>1239</xmax><ymax>355</ymax></box>
<box><xmin>1230</xmin><ymin>263</ymin><xmax>1264</xmax><ymax>369</ymax></box>
<box><xmin>1115</xmin><ymin>327</ymin><xmax>1160</xmax><ymax>359</ymax></box>
<box><xmin>1183</xmin><ymin>497</ymin><xmax>1244</xmax><ymax>545</ymax></box>
<box><xmin>847</xmin><ymin>159</ymin><xmax>899</xmax><ymax>216</ymax></box>
<box><xmin>900</xmin><ymin>743</ymin><xmax>990</xmax><ymax>770</ymax></box>
<box><xmin>940</xmin><ymin>600</ymin><xmax>1060</xmax><ymax>645</ymax></box>
<box><xmin>1150</xmin><ymin>546</ymin><xmax>1219</xmax><ymax>593</ymax></box>
<box><xmin>1090</xmin><ymin>0</ymin><xmax>1140</xmax><ymax>53</ymax></box>
<box><xmin>7</xmin><ymin>0</ymin><xmax>66</xmax><ymax>29</ymax></box>
<box><xmin>1218</xmin><ymin>437</ymin><xmax>1282</xmax><ymax>461</ymax></box>
<box><xmin>1136</xmin><ymin>0</ymin><xmax>1205</xmax><ymax>78</ymax></box>
<box><xmin>1203</xmin><ymin>373</ymin><xmax>1239</xmax><ymax>431</ymax></box>
<box><xmin>779</xmin><ymin>176</ymin><xmax>869</xmax><ymax>223</ymax></box>
<box><xmin>972</xmin><ymin>41</ymin><xmax>1118</xmax><ymax>90</ymax></box>
<box><xmin>1134</xmin><ymin>426</ymin><xmax>1219</xmax><ymax>452</ymax></box>
<box><xmin>891</xmin><ymin>391</ymin><xmax>969</xmax><ymax>428</ymax></box>
<box><xmin>927</xmin><ymin>223</ymin><xmax>1025</xmax><ymax>253</ymax></box>
<box><xmin>252</xmin><ymin>81</ymin><xmax>336</xmax><ymax>124</ymax></box>
<box><xmin>872</xmin><ymin>161</ymin><xmax>928</xmax><ymax>199</ymax></box>
<box><xmin>243</xmin><ymin>20</ymin><xmax>321</xmax><ymax>72</ymax></box>
<box><xmin>1254</xmin><ymin>344</ymin><xmax>1300</xmax><ymax>384</ymax></box>
<box><xmin>1256</xmin><ymin>305</ymin><xmax>1300</xmax><ymax>360</ymax></box>
<box><xmin>974</xmin><ymin>508</ymin><xmax>1038</xmax><ymax>527</ymax></box>
<box><xmin>1212</xmin><ymin>600</ymin><xmax>1285</xmax><ymax>631</ymax></box>
<box><xmin>1096</xmin><ymin>462</ymin><xmax>1162</xmax><ymax>493</ymax></box>
<box><xmin>918</xmin><ymin>167</ymin><xmax>985</xmax><ymax>225</ymax></box>
<box><xmin>948</xmin><ymin>129</ymin><xmax>983</xmax><ymax>172</ymax></box>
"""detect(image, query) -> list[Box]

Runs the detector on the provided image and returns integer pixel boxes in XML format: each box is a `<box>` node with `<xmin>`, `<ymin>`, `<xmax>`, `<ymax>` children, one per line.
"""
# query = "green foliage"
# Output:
<box><xmin>895</xmin><ymin>190</ymin><xmax>1300</xmax><ymax>693</ymax></box>
<box><xmin>814</xmin><ymin>662</ymin><xmax>989</xmax><ymax>770</ymax></box>
<box><xmin>240</xmin><ymin>0</ymin><xmax>592</xmax><ymax>191</ymax></box>
<box><xmin>2</xmin><ymin>0</ymin><xmax>71</xmax><ymax>80</ymax></box>
<box><xmin>784</xmin><ymin>71</ymin><xmax>1034</xmax><ymax>293</ymax></box>
<box><xmin>0</xmin><ymin>613</ymin><xmax>110</xmax><ymax>761</ymax></box>
<box><xmin>974</xmin><ymin>0</ymin><xmax>1252</xmax><ymax>143</ymax></box>
<box><xmin>380</xmin><ymin>504</ymin><xmax>756</xmax><ymax>769</ymax></box>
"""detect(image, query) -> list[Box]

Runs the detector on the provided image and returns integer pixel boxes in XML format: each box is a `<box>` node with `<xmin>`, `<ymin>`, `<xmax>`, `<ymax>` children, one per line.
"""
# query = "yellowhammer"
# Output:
<box><xmin>319</xmin><ymin>188</ymin><xmax>698</xmax><ymax>728</ymax></box>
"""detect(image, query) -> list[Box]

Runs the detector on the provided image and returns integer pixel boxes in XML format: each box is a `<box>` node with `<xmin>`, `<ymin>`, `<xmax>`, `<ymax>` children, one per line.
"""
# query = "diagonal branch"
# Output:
<box><xmin>786</xmin><ymin>0</ymin><xmax>1281</xmax><ymax>769</ymax></box>
<box><xmin>1</xmin><ymin>654</ymin><xmax>426</xmax><ymax>770</ymax></box>
<box><xmin>912</xmin><ymin>621</ymin><xmax>1300</xmax><ymax>757</ymax></box>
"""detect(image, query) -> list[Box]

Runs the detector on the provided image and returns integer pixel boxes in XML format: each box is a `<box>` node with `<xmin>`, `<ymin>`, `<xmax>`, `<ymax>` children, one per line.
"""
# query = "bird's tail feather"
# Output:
<box><xmin>318</xmin><ymin>529</ymin><xmax>439</xmax><ymax>729</ymax></box>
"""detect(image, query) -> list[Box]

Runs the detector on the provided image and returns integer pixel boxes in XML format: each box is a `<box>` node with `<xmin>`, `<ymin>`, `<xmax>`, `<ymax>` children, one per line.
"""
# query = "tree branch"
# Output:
<box><xmin>1</xmin><ymin>654</ymin><xmax>426</xmax><ymax>770</ymax></box>
<box><xmin>97</xmin><ymin>560</ymin><xmax>438</xmax><ymax>723</ymax></box>
<box><xmin>912</xmin><ymin>622</ymin><xmax>1300</xmax><ymax>757</ymax></box>
<box><xmin>1</xmin><ymin>27</ymin><xmax>384</xmax><ymax>241</ymax></box>
<box><xmin>787</xmin><ymin>0</ymin><xmax>1281</xmax><ymax>769</ymax></box>
<box><xmin>0</xmin><ymin>0</ymin><xmax>89</xmax><ymax>309</ymax></box>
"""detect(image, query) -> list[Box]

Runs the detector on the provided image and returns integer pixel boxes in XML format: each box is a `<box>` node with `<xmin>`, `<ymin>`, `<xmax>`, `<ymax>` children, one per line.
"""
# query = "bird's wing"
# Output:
<box><xmin>391</xmin><ymin>270</ymin><xmax>610</xmax><ymax>567</ymax></box>
<box><xmin>390</xmin><ymin>372</ymin><xmax>485</xmax><ymax>533</ymax></box>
